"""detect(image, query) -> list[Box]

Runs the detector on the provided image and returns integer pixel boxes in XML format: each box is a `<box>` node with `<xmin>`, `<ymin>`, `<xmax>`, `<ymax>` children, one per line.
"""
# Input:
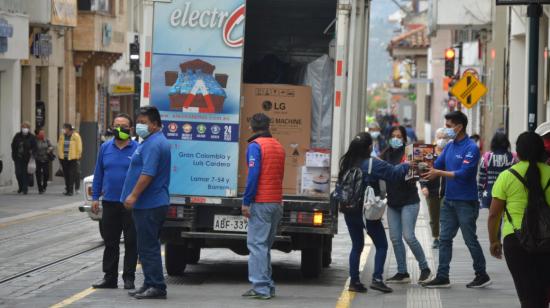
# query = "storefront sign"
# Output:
<box><xmin>52</xmin><ymin>0</ymin><xmax>77</xmax><ymax>27</ymax></box>
<box><xmin>36</xmin><ymin>101</ymin><xmax>46</xmax><ymax>128</ymax></box>
<box><xmin>32</xmin><ymin>33</ymin><xmax>52</xmax><ymax>58</ymax></box>
<box><xmin>151</xmin><ymin>0</ymin><xmax>246</xmax><ymax>197</ymax></box>
<box><xmin>0</xmin><ymin>18</ymin><xmax>13</xmax><ymax>53</ymax></box>
<box><xmin>111</xmin><ymin>85</ymin><xmax>134</xmax><ymax>94</ymax></box>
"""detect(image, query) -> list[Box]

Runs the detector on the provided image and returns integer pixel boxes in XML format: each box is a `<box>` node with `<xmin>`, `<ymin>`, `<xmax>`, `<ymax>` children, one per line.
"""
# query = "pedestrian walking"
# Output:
<box><xmin>488</xmin><ymin>132</ymin><xmax>550</xmax><ymax>308</ymax></box>
<box><xmin>34</xmin><ymin>128</ymin><xmax>54</xmax><ymax>194</ymax></box>
<box><xmin>381</xmin><ymin>126</ymin><xmax>432</xmax><ymax>284</ymax></box>
<box><xmin>420</xmin><ymin>128</ymin><xmax>450</xmax><ymax>249</ymax></box>
<box><xmin>404</xmin><ymin>118</ymin><xmax>418</xmax><ymax>143</ymax></box>
<box><xmin>421</xmin><ymin>111</ymin><xmax>491</xmax><ymax>289</ymax></box>
<box><xmin>11</xmin><ymin>121</ymin><xmax>36</xmax><ymax>195</ymax></box>
<box><xmin>57</xmin><ymin>123</ymin><xmax>82</xmax><ymax>196</ymax></box>
<box><xmin>367</xmin><ymin>122</ymin><xmax>386</xmax><ymax>157</ymax></box>
<box><xmin>121</xmin><ymin>106</ymin><xmax>171</xmax><ymax>300</ymax></box>
<box><xmin>91</xmin><ymin>114</ymin><xmax>139</xmax><ymax>291</ymax></box>
<box><xmin>240</xmin><ymin>113</ymin><xmax>285</xmax><ymax>300</ymax></box>
<box><xmin>478</xmin><ymin>132</ymin><xmax>517</xmax><ymax>209</ymax></box>
<box><xmin>337</xmin><ymin>132</ymin><xmax>413</xmax><ymax>294</ymax></box>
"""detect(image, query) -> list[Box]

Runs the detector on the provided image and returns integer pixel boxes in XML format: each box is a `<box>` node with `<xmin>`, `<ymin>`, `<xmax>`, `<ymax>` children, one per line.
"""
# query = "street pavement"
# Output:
<box><xmin>0</xmin><ymin>184</ymin><xmax>521</xmax><ymax>308</ymax></box>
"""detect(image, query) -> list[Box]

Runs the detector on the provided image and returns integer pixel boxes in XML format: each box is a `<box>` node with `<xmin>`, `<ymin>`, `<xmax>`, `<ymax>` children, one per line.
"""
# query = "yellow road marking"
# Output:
<box><xmin>50</xmin><ymin>262</ymin><xmax>144</xmax><ymax>307</ymax></box>
<box><xmin>49</xmin><ymin>287</ymin><xmax>96</xmax><ymax>308</ymax></box>
<box><xmin>335</xmin><ymin>238</ymin><xmax>373</xmax><ymax>308</ymax></box>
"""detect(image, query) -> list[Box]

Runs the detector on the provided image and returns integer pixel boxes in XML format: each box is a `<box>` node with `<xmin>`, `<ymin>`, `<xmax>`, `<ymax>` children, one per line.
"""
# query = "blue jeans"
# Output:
<box><xmin>344</xmin><ymin>213</ymin><xmax>388</xmax><ymax>282</ymax></box>
<box><xmin>247</xmin><ymin>203</ymin><xmax>283</xmax><ymax>295</ymax></box>
<box><xmin>387</xmin><ymin>203</ymin><xmax>429</xmax><ymax>273</ymax></box>
<box><xmin>133</xmin><ymin>206</ymin><xmax>169</xmax><ymax>291</ymax></box>
<box><xmin>437</xmin><ymin>199</ymin><xmax>486</xmax><ymax>279</ymax></box>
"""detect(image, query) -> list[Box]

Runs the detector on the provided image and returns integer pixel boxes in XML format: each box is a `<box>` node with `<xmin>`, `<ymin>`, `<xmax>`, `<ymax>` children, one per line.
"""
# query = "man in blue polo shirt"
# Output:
<box><xmin>421</xmin><ymin>111</ymin><xmax>491</xmax><ymax>289</ymax></box>
<box><xmin>91</xmin><ymin>114</ymin><xmax>138</xmax><ymax>290</ymax></box>
<box><xmin>121</xmin><ymin>106</ymin><xmax>171</xmax><ymax>300</ymax></box>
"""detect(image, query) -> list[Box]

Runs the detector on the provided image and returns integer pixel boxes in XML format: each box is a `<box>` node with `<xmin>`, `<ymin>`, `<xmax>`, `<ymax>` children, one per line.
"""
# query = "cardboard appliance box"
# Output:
<box><xmin>305</xmin><ymin>151</ymin><xmax>330</xmax><ymax>168</ymax></box>
<box><xmin>238</xmin><ymin>84</ymin><xmax>312</xmax><ymax>195</ymax></box>
<box><xmin>299</xmin><ymin>166</ymin><xmax>330</xmax><ymax>196</ymax></box>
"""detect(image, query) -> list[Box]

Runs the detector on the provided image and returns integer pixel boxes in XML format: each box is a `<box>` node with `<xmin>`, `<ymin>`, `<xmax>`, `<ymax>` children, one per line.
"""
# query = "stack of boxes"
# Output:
<box><xmin>299</xmin><ymin>151</ymin><xmax>330</xmax><ymax>196</ymax></box>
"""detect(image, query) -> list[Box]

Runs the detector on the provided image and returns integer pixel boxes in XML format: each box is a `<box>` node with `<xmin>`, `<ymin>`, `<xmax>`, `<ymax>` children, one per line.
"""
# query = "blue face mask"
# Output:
<box><xmin>389</xmin><ymin>137</ymin><xmax>404</xmax><ymax>149</ymax></box>
<box><xmin>370</xmin><ymin>131</ymin><xmax>381</xmax><ymax>139</ymax></box>
<box><xmin>136</xmin><ymin>123</ymin><xmax>150</xmax><ymax>138</ymax></box>
<box><xmin>444</xmin><ymin>127</ymin><xmax>457</xmax><ymax>139</ymax></box>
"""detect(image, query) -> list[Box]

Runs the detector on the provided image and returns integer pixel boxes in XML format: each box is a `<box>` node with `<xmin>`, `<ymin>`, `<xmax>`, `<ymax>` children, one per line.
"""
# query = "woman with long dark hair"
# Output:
<box><xmin>381</xmin><ymin>126</ymin><xmax>431</xmax><ymax>284</ymax></box>
<box><xmin>338</xmin><ymin>132</ymin><xmax>410</xmax><ymax>294</ymax></box>
<box><xmin>478</xmin><ymin>132</ymin><xmax>517</xmax><ymax>209</ymax></box>
<box><xmin>489</xmin><ymin>132</ymin><xmax>550</xmax><ymax>307</ymax></box>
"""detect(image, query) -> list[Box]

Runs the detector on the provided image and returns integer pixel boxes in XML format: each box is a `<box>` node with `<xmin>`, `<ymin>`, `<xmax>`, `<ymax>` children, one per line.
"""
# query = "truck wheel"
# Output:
<box><xmin>323</xmin><ymin>236</ymin><xmax>333</xmax><ymax>268</ymax></box>
<box><xmin>301</xmin><ymin>248</ymin><xmax>323</xmax><ymax>278</ymax></box>
<box><xmin>165</xmin><ymin>243</ymin><xmax>187</xmax><ymax>276</ymax></box>
<box><xmin>98</xmin><ymin>221</ymin><xmax>105</xmax><ymax>240</ymax></box>
<box><xmin>186</xmin><ymin>247</ymin><xmax>201</xmax><ymax>264</ymax></box>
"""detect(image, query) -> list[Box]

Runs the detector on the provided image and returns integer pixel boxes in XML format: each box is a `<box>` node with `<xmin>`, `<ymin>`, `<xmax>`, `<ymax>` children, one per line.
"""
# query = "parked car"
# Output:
<box><xmin>78</xmin><ymin>175</ymin><xmax>104</xmax><ymax>238</ymax></box>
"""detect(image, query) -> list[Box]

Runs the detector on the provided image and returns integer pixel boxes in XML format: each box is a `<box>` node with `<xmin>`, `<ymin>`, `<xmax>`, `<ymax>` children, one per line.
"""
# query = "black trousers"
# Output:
<box><xmin>14</xmin><ymin>159</ymin><xmax>29</xmax><ymax>193</ymax></box>
<box><xmin>35</xmin><ymin>161</ymin><xmax>49</xmax><ymax>191</ymax></box>
<box><xmin>60</xmin><ymin>159</ymin><xmax>77</xmax><ymax>194</ymax></box>
<box><xmin>503</xmin><ymin>234</ymin><xmax>550</xmax><ymax>308</ymax></box>
<box><xmin>102</xmin><ymin>201</ymin><xmax>138</xmax><ymax>282</ymax></box>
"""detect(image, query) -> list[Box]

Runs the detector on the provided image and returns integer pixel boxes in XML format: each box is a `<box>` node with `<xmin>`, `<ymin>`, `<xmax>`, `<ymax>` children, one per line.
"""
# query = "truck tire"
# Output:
<box><xmin>165</xmin><ymin>243</ymin><xmax>187</xmax><ymax>276</ymax></box>
<box><xmin>301</xmin><ymin>248</ymin><xmax>323</xmax><ymax>278</ymax></box>
<box><xmin>323</xmin><ymin>236</ymin><xmax>333</xmax><ymax>268</ymax></box>
<box><xmin>186</xmin><ymin>247</ymin><xmax>201</xmax><ymax>264</ymax></box>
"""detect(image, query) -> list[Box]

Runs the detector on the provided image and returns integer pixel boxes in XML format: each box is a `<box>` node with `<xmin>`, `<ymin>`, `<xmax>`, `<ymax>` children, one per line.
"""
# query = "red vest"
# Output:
<box><xmin>252</xmin><ymin>137</ymin><xmax>285</xmax><ymax>203</ymax></box>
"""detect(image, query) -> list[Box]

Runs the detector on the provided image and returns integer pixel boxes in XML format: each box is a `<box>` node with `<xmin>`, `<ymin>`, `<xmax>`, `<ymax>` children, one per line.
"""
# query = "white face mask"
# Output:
<box><xmin>21</xmin><ymin>128</ymin><xmax>29</xmax><ymax>135</ymax></box>
<box><xmin>370</xmin><ymin>131</ymin><xmax>381</xmax><ymax>139</ymax></box>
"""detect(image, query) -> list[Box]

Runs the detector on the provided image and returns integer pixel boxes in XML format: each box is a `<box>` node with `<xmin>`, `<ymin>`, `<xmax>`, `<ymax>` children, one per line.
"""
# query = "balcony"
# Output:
<box><xmin>430</xmin><ymin>0</ymin><xmax>492</xmax><ymax>31</ymax></box>
<box><xmin>73</xmin><ymin>8</ymin><xmax>126</xmax><ymax>67</ymax></box>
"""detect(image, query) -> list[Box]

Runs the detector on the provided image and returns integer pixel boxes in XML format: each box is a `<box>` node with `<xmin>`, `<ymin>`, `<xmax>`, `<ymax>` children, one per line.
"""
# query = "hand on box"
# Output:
<box><xmin>421</xmin><ymin>167</ymin><xmax>440</xmax><ymax>181</ymax></box>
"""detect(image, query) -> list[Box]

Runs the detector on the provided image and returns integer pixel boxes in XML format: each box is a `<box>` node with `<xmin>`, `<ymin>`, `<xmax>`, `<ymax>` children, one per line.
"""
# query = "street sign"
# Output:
<box><xmin>496</xmin><ymin>0</ymin><xmax>550</xmax><ymax>4</ymax></box>
<box><xmin>450</xmin><ymin>72</ymin><xmax>487</xmax><ymax>109</ymax></box>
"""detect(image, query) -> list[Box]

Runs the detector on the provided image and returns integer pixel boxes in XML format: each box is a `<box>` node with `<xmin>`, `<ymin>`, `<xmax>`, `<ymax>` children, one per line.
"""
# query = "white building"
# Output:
<box><xmin>0</xmin><ymin>0</ymin><xmax>29</xmax><ymax>188</ymax></box>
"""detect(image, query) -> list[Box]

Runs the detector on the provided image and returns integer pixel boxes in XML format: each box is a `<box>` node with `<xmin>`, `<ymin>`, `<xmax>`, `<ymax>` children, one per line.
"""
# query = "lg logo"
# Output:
<box><xmin>262</xmin><ymin>100</ymin><xmax>286</xmax><ymax>111</ymax></box>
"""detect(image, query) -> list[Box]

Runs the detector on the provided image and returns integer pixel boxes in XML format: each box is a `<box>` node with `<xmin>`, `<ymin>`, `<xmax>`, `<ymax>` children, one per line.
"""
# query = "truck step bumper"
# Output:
<box><xmin>180</xmin><ymin>231</ymin><xmax>291</xmax><ymax>242</ymax></box>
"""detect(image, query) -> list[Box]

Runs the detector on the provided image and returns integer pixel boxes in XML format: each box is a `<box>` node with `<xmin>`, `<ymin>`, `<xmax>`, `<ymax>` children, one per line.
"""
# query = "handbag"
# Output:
<box><xmin>27</xmin><ymin>158</ymin><xmax>36</xmax><ymax>174</ymax></box>
<box><xmin>55</xmin><ymin>167</ymin><xmax>64</xmax><ymax>177</ymax></box>
<box><xmin>363</xmin><ymin>158</ymin><xmax>387</xmax><ymax>221</ymax></box>
<box><xmin>47</xmin><ymin>152</ymin><xmax>56</xmax><ymax>162</ymax></box>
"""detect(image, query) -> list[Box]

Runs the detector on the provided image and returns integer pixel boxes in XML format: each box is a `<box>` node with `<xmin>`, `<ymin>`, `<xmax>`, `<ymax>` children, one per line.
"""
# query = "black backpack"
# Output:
<box><xmin>506</xmin><ymin>169</ymin><xmax>550</xmax><ymax>254</ymax></box>
<box><xmin>335</xmin><ymin>166</ymin><xmax>365</xmax><ymax>214</ymax></box>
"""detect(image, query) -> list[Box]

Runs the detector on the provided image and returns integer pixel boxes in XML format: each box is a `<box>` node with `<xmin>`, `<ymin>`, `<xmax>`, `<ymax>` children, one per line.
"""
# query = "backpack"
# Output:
<box><xmin>336</xmin><ymin>166</ymin><xmax>365</xmax><ymax>214</ymax></box>
<box><xmin>506</xmin><ymin>168</ymin><xmax>550</xmax><ymax>254</ymax></box>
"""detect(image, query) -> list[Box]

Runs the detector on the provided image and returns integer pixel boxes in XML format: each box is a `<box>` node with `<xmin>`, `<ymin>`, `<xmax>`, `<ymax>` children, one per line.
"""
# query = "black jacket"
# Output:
<box><xmin>382</xmin><ymin>147</ymin><xmax>420</xmax><ymax>208</ymax></box>
<box><xmin>11</xmin><ymin>132</ymin><xmax>36</xmax><ymax>162</ymax></box>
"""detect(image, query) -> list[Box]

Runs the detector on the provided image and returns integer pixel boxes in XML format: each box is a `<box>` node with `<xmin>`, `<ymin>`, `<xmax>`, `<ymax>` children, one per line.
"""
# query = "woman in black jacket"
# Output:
<box><xmin>381</xmin><ymin>126</ymin><xmax>431</xmax><ymax>284</ymax></box>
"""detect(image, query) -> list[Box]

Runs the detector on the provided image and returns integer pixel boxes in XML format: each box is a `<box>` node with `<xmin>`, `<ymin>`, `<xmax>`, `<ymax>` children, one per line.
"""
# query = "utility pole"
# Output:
<box><xmin>527</xmin><ymin>3</ymin><xmax>542</xmax><ymax>132</ymax></box>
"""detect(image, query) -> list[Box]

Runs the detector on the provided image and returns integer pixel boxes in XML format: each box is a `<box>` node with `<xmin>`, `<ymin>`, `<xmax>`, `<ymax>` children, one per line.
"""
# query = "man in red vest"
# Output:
<box><xmin>241</xmin><ymin>113</ymin><xmax>285</xmax><ymax>300</ymax></box>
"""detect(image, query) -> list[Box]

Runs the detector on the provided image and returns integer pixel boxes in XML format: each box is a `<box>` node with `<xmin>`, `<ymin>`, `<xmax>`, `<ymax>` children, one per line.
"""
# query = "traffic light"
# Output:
<box><xmin>444</xmin><ymin>48</ymin><xmax>455</xmax><ymax>77</ymax></box>
<box><xmin>129</xmin><ymin>38</ymin><xmax>140</xmax><ymax>72</ymax></box>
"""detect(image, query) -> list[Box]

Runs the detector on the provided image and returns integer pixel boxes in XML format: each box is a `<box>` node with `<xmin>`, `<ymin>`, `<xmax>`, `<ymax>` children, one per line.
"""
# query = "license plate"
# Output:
<box><xmin>213</xmin><ymin>215</ymin><xmax>248</xmax><ymax>232</ymax></box>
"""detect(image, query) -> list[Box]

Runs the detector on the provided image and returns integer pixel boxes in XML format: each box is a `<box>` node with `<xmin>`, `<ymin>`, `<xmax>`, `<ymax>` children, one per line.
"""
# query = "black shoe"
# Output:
<box><xmin>348</xmin><ymin>281</ymin><xmax>367</xmax><ymax>293</ymax></box>
<box><xmin>92</xmin><ymin>279</ymin><xmax>117</xmax><ymax>289</ymax></box>
<box><xmin>22</xmin><ymin>191</ymin><xmax>28</xmax><ymax>195</ymax></box>
<box><xmin>63</xmin><ymin>192</ymin><xmax>73</xmax><ymax>196</ymax></box>
<box><xmin>418</xmin><ymin>268</ymin><xmax>432</xmax><ymax>283</ymax></box>
<box><xmin>124</xmin><ymin>280</ymin><xmax>135</xmax><ymax>290</ymax></box>
<box><xmin>17</xmin><ymin>189</ymin><xmax>22</xmax><ymax>194</ymax></box>
<box><xmin>386</xmin><ymin>273</ymin><xmax>411</xmax><ymax>284</ymax></box>
<box><xmin>133</xmin><ymin>287</ymin><xmax>167</xmax><ymax>299</ymax></box>
<box><xmin>39</xmin><ymin>189</ymin><xmax>44</xmax><ymax>194</ymax></box>
<box><xmin>370</xmin><ymin>279</ymin><xmax>393</xmax><ymax>293</ymax></box>
<box><xmin>432</xmin><ymin>239</ymin><xmax>440</xmax><ymax>249</ymax></box>
<box><xmin>466</xmin><ymin>273</ymin><xmax>492</xmax><ymax>288</ymax></box>
<box><xmin>421</xmin><ymin>276</ymin><xmax>451</xmax><ymax>288</ymax></box>
<box><xmin>128</xmin><ymin>285</ymin><xmax>148</xmax><ymax>297</ymax></box>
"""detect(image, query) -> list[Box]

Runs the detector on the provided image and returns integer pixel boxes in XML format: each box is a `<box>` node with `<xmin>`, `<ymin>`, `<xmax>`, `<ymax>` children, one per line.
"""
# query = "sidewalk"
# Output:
<box><xmin>353</xmin><ymin>197</ymin><xmax>520</xmax><ymax>308</ymax></box>
<box><xmin>0</xmin><ymin>182</ymin><xmax>82</xmax><ymax>220</ymax></box>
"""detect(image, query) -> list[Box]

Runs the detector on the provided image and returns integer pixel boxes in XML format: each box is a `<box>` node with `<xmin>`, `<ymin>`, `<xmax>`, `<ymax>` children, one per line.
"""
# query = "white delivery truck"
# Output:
<box><xmin>81</xmin><ymin>0</ymin><xmax>372</xmax><ymax>279</ymax></box>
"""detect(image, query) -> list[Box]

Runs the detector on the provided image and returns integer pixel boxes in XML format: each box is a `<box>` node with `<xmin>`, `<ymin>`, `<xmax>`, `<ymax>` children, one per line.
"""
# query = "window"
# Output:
<box><xmin>78</xmin><ymin>0</ymin><xmax>110</xmax><ymax>13</ymax></box>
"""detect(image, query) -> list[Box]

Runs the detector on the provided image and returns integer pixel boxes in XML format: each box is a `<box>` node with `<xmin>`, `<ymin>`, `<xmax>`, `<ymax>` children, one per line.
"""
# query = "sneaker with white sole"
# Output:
<box><xmin>418</xmin><ymin>268</ymin><xmax>432</xmax><ymax>283</ymax></box>
<box><xmin>421</xmin><ymin>276</ymin><xmax>451</xmax><ymax>288</ymax></box>
<box><xmin>386</xmin><ymin>273</ymin><xmax>411</xmax><ymax>284</ymax></box>
<box><xmin>466</xmin><ymin>273</ymin><xmax>492</xmax><ymax>288</ymax></box>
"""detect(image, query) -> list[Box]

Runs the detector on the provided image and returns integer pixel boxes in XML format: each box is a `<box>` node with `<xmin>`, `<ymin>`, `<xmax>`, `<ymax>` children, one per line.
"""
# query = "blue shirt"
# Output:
<box><xmin>243</xmin><ymin>143</ymin><xmax>261</xmax><ymax>206</ymax></box>
<box><xmin>120</xmin><ymin>131</ymin><xmax>171</xmax><ymax>209</ymax></box>
<box><xmin>434</xmin><ymin>135</ymin><xmax>480</xmax><ymax>201</ymax></box>
<box><xmin>92</xmin><ymin>139</ymin><xmax>138</xmax><ymax>202</ymax></box>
